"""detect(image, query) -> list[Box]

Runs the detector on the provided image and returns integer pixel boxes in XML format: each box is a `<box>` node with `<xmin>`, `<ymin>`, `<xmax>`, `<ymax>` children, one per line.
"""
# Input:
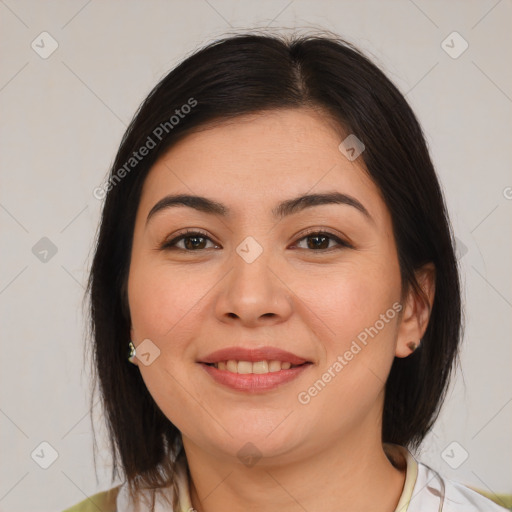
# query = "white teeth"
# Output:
<box><xmin>226</xmin><ymin>360</ymin><xmax>238</xmax><ymax>372</ymax></box>
<box><xmin>252</xmin><ymin>361</ymin><xmax>268</xmax><ymax>374</ymax></box>
<box><xmin>237</xmin><ymin>361</ymin><xmax>252</xmax><ymax>374</ymax></box>
<box><xmin>268</xmin><ymin>360</ymin><xmax>282</xmax><ymax>372</ymax></box>
<box><xmin>213</xmin><ymin>359</ymin><xmax>299</xmax><ymax>374</ymax></box>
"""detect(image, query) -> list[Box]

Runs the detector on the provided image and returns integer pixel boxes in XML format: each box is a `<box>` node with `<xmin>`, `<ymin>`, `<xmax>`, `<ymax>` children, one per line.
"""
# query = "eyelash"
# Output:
<box><xmin>160</xmin><ymin>228</ymin><xmax>352</xmax><ymax>252</ymax></box>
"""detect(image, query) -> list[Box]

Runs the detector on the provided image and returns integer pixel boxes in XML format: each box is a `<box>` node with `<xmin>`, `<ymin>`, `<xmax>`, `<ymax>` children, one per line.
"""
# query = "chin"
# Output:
<box><xmin>195</xmin><ymin>424</ymin><xmax>308</xmax><ymax>466</ymax></box>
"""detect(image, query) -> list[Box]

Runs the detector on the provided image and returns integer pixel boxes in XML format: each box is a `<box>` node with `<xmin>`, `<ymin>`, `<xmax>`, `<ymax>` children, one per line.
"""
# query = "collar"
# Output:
<box><xmin>384</xmin><ymin>443</ymin><xmax>420</xmax><ymax>512</ymax></box>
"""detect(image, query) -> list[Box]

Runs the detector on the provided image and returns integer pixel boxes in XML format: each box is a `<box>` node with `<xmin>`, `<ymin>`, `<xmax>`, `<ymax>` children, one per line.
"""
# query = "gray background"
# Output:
<box><xmin>0</xmin><ymin>1</ymin><xmax>511</xmax><ymax>510</ymax></box>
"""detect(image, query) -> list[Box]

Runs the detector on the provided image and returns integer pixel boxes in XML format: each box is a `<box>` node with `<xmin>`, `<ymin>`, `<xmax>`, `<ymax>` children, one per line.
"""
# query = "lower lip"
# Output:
<box><xmin>199</xmin><ymin>363</ymin><xmax>311</xmax><ymax>393</ymax></box>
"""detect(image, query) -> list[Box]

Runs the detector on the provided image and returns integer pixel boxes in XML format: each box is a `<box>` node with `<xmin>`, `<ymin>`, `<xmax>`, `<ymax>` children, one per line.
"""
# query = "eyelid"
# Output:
<box><xmin>159</xmin><ymin>228</ymin><xmax>217</xmax><ymax>250</ymax></box>
<box><xmin>160</xmin><ymin>227</ymin><xmax>353</xmax><ymax>251</ymax></box>
<box><xmin>293</xmin><ymin>227</ymin><xmax>353</xmax><ymax>250</ymax></box>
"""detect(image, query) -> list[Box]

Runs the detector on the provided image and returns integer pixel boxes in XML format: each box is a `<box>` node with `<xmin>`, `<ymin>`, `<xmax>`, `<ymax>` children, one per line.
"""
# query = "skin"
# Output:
<box><xmin>127</xmin><ymin>108</ymin><xmax>435</xmax><ymax>512</ymax></box>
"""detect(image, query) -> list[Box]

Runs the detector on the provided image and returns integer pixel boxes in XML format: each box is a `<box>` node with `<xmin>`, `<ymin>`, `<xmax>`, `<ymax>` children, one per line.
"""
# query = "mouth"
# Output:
<box><xmin>203</xmin><ymin>360</ymin><xmax>308</xmax><ymax>374</ymax></box>
<box><xmin>197</xmin><ymin>346</ymin><xmax>313</xmax><ymax>393</ymax></box>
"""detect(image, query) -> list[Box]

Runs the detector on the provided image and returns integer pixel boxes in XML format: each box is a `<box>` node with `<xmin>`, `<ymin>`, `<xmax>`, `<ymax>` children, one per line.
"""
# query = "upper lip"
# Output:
<box><xmin>199</xmin><ymin>346</ymin><xmax>310</xmax><ymax>365</ymax></box>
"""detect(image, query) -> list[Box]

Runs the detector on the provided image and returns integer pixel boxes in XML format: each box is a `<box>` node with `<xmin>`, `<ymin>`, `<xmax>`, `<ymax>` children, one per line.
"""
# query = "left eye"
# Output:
<box><xmin>161</xmin><ymin>230</ymin><xmax>351</xmax><ymax>252</ymax></box>
<box><xmin>294</xmin><ymin>231</ymin><xmax>350</xmax><ymax>251</ymax></box>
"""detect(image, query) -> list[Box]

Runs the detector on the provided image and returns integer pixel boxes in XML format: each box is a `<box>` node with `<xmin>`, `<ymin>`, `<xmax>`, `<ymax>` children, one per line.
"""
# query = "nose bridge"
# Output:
<box><xmin>216</xmin><ymin>233</ymin><xmax>291</xmax><ymax>323</ymax></box>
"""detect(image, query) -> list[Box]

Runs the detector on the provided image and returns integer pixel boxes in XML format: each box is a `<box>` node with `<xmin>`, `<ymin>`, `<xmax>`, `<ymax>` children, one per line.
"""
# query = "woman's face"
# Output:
<box><xmin>127</xmin><ymin>108</ymin><xmax>420</xmax><ymax>464</ymax></box>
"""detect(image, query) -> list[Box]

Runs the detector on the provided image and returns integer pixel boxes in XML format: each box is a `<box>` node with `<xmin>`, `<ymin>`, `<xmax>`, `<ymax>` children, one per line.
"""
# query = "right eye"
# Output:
<box><xmin>161</xmin><ymin>230</ymin><xmax>219</xmax><ymax>251</ymax></box>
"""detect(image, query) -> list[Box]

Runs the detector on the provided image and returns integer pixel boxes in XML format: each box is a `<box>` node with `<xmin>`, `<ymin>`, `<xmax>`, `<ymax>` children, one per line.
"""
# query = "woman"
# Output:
<box><xmin>64</xmin><ymin>32</ymin><xmax>508</xmax><ymax>511</ymax></box>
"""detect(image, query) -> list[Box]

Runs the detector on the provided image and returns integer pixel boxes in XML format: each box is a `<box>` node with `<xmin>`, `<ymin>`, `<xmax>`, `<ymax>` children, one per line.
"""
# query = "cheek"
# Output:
<box><xmin>294</xmin><ymin>270</ymin><xmax>399</xmax><ymax>428</ymax></box>
<box><xmin>128</xmin><ymin>260</ymin><xmax>209</xmax><ymax>342</ymax></box>
<box><xmin>127</xmin><ymin>262</ymin><xmax>205</xmax><ymax>432</ymax></box>
<box><xmin>290</xmin><ymin>257</ymin><xmax>401</xmax><ymax>411</ymax></box>
<box><xmin>293</xmin><ymin>258</ymin><xmax>400</xmax><ymax>345</ymax></box>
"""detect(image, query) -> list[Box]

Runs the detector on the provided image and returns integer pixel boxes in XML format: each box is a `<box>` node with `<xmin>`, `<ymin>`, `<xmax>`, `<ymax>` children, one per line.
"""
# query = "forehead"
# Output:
<box><xmin>138</xmin><ymin>109</ymin><xmax>386</xmax><ymax>223</ymax></box>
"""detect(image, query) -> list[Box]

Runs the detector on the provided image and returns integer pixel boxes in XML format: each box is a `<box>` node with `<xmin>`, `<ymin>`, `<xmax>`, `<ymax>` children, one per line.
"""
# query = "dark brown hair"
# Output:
<box><xmin>85</xmin><ymin>30</ymin><xmax>462</xmax><ymax>509</ymax></box>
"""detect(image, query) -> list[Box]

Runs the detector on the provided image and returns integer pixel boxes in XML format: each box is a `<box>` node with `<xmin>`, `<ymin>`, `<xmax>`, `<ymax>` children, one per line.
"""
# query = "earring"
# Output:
<box><xmin>406</xmin><ymin>341</ymin><xmax>419</xmax><ymax>353</ymax></box>
<box><xmin>128</xmin><ymin>341</ymin><xmax>137</xmax><ymax>363</ymax></box>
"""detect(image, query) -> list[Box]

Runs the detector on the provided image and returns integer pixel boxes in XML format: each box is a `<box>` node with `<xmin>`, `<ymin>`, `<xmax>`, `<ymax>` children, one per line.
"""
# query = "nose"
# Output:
<box><xmin>214</xmin><ymin>240</ymin><xmax>293</xmax><ymax>327</ymax></box>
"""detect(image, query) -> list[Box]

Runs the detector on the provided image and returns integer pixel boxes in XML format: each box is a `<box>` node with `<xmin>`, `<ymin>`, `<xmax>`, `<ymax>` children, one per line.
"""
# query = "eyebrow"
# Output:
<box><xmin>145</xmin><ymin>191</ymin><xmax>373</xmax><ymax>226</ymax></box>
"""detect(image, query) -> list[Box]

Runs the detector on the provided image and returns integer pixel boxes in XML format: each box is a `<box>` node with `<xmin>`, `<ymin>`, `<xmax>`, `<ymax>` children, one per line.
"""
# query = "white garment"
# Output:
<box><xmin>393</xmin><ymin>445</ymin><xmax>508</xmax><ymax>512</ymax></box>
<box><xmin>116</xmin><ymin>444</ymin><xmax>508</xmax><ymax>511</ymax></box>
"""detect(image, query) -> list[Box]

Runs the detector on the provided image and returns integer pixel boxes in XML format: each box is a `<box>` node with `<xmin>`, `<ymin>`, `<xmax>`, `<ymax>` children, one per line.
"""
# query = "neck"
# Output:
<box><xmin>183</xmin><ymin>431</ymin><xmax>406</xmax><ymax>512</ymax></box>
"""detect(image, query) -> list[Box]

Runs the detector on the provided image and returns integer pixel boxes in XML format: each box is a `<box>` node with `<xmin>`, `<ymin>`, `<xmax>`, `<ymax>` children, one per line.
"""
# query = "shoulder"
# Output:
<box><xmin>62</xmin><ymin>485</ymin><xmax>121</xmax><ymax>512</ymax></box>
<box><xmin>414</xmin><ymin>460</ymin><xmax>509</xmax><ymax>511</ymax></box>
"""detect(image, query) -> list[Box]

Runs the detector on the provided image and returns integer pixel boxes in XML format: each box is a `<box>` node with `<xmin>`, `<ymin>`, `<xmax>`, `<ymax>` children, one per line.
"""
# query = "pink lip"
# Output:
<box><xmin>199</xmin><ymin>362</ymin><xmax>312</xmax><ymax>393</ymax></box>
<box><xmin>199</xmin><ymin>346</ymin><xmax>309</xmax><ymax>365</ymax></box>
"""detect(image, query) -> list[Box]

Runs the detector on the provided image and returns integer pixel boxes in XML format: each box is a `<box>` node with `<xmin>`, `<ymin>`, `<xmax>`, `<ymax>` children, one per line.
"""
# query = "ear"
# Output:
<box><xmin>395</xmin><ymin>262</ymin><xmax>436</xmax><ymax>358</ymax></box>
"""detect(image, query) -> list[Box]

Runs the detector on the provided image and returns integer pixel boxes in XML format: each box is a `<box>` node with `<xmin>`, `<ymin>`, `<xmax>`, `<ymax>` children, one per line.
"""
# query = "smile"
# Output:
<box><xmin>198</xmin><ymin>345</ymin><xmax>313</xmax><ymax>392</ymax></box>
<box><xmin>205</xmin><ymin>360</ymin><xmax>301</xmax><ymax>373</ymax></box>
<box><xmin>199</xmin><ymin>360</ymin><xmax>312</xmax><ymax>393</ymax></box>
